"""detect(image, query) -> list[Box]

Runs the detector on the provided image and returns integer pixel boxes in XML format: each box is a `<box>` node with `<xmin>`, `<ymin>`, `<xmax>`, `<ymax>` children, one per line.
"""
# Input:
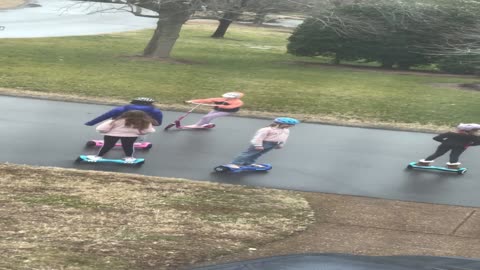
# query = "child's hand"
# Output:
<box><xmin>254</xmin><ymin>146</ymin><xmax>264</xmax><ymax>150</ymax></box>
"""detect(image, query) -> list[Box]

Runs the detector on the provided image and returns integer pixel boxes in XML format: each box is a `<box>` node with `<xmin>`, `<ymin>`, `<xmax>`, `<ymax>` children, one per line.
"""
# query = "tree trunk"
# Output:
<box><xmin>253</xmin><ymin>12</ymin><xmax>267</xmax><ymax>25</ymax></box>
<box><xmin>397</xmin><ymin>62</ymin><xmax>411</xmax><ymax>70</ymax></box>
<box><xmin>381</xmin><ymin>59</ymin><xmax>394</xmax><ymax>69</ymax></box>
<box><xmin>211</xmin><ymin>11</ymin><xmax>238</xmax><ymax>38</ymax></box>
<box><xmin>211</xmin><ymin>0</ymin><xmax>249</xmax><ymax>38</ymax></box>
<box><xmin>333</xmin><ymin>54</ymin><xmax>341</xmax><ymax>64</ymax></box>
<box><xmin>143</xmin><ymin>4</ymin><xmax>192</xmax><ymax>58</ymax></box>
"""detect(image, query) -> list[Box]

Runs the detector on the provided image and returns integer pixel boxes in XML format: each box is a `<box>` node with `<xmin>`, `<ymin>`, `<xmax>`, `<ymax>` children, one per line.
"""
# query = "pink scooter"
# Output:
<box><xmin>164</xmin><ymin>103</ymin><xmax>216</xmax><ymax>131</ymax></box>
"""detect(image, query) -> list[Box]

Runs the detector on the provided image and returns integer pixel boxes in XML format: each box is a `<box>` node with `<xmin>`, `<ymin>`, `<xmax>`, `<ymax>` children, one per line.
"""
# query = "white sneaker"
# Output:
<box><xmin>124</xmin><ymin>157</ymin><xmax>136</xmax><ymax>163</ymax></box>
<box><xmin>417</xmin><ymin>159</ymin><xmax>433</xmax><ymax>166</ymax></box>
<box><xmin>446</xmin><ymin>162</ymin><xmax>461</xmax><ymax>169</ymax></box>
<box><xmin>86</xmin><ymin>155</ymin><xmax>101</xmax><ymax>162</ymax></box>
<box><xmin>225</xmin><ymin>164</ymin><xmax>240</xmax><ymax>169</ymax></box>
<box><xmin>250</xmin><ymin>164</ymin><xmax>265</xmax><ymax>168</ymax></box>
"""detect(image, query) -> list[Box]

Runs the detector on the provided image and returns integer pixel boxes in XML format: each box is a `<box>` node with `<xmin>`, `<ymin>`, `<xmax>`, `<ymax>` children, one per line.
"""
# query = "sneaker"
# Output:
<box><xmin>446</xmin><ymin>162</ymin><xmax>461</xmax><ymax>169</ymax></box>
<box><xmin>124</xmin><ymin>157</ymin><xmax>137</xmax><ymax>163</ymax></box>
<box><xmin>225</xmin><ymin>164</ymin><xmax>240</xmax><ymax>169</ymax></box>
<box><xmin>416</xmin><ymin>159</ymin><xmax>433</xmax><ymax>166</ymax></box>
<box><xmin>86</xmin><ymin>155</ymin><xmax>101</xmax><ymax>162</ymax></box>
<box><xmin>250</xmin><ymin>164</ymin><xmax>265</xmax><ymax>168</ymax></box>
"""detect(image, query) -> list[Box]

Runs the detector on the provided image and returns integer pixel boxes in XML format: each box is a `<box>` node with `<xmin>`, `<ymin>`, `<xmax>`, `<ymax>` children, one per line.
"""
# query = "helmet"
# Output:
<box><xmin>222</xmin><ymin>92</ymin><xmax>244</xmax><ymax>99</ymax></box>
<box><xmin>457</xmin><ymin>123</ymin><xmax>480</xmax><ymax>131</ymax></box>
<box><xmin>274</xmin><ymin>117</ymin><xmax>300</xmax><ymax>125</ymax></box>
<box><xmin>131</xmin><ymin>97</ymin><xmax>155</xmax><ymax>105</ymax></box>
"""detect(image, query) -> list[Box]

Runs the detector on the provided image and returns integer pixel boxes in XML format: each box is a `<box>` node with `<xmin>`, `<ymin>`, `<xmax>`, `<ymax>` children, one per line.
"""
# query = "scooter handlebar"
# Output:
<box><xmin>188</xmin><ymin>102</ymin><xmax>217</xmax><ymax>106</ymax></box>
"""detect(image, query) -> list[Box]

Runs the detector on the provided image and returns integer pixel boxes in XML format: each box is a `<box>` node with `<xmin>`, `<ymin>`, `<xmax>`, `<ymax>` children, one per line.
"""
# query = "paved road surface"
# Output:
<box><xmin>1</xmin><ymin>96</ymin><xmax>480</xmax><ymax>207</ymax></box>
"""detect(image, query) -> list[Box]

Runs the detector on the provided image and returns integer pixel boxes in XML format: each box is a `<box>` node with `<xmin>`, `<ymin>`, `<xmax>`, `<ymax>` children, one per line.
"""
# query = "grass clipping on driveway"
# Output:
<box><xmin>0</xmin><ymin>163</ymin><xmax>313</xmax><ymax>270</ymax></box>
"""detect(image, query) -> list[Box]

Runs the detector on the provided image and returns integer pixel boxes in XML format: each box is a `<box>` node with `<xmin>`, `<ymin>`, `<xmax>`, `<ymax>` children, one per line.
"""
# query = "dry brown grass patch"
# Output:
<box><xmin>0</xmin><ymin>163</ymin><xmax>313</xmax><ymax>270</ymax></box>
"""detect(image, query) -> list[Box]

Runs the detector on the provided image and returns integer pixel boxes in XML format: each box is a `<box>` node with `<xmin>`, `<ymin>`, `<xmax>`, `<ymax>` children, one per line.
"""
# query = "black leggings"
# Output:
<box><xmin>425</xmin><ymin>144</ymin><xmax>466</xmax><ymax>163</ymax></box>
<box><xmin>98</xmin><ymin>136</ymin><xmax>137</xmax><ymax>157</ymax></box>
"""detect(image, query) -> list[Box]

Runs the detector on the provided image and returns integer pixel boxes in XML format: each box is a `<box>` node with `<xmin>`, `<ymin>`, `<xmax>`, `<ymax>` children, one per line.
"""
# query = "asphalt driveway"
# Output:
<box><xmin>2</xmin><ymin>96</ymin><xmax>480</xmax><ymax>207</ymax></box>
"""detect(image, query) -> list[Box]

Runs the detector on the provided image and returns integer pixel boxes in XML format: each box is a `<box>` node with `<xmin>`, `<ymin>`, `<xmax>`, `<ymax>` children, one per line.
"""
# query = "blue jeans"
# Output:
<box><xmin>231</xmin><ymin>141</ymin><xmax>279</xmax><ymax>166</ymax></box>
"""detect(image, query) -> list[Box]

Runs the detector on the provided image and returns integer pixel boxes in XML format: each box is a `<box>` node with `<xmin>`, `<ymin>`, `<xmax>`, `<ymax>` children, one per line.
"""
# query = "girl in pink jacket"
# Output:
<box><xmin>227</xmin><ymin>117</ymin><xmax>300</xmax><ymax>168</ymax></box>
<box><xmin>86</xmin><ymin>110</ymin><xmax>156</xmax><ymax>163</ymax></box>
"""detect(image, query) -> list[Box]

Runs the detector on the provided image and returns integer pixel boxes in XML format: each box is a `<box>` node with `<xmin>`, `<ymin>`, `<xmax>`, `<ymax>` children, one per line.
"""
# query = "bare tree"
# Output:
<box><xmin>245</xmin><ymin>0</ymin><xmax>313</xmax><ymax>26</ymax></box>
<box><xmin>78</xmin><ymin>0</ymin><xmax>204</xmax><ymax>59</ymax></box>
<box><xmin>413</xmin><ymin>25</ymin><xmax>480</xmax><ymax>59</ymax></box>
<box><xmin>421</xmin><ymin>20</ymin><xmax>480</xmax><ymax>59</ymax></box>
<box><xmin>210</xmin><ymin>0</ymin><xmax>250</xmax><ymax>38</ymax></box>
<box><xmin>205</xmin><ymin>0</ymin><xmax>318</xmax><ymax>38</ymax></box>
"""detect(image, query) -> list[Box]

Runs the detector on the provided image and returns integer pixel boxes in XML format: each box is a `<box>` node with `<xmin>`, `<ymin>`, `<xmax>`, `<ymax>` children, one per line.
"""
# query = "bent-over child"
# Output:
<box><xmin>226</xmin><ymin>117</ymin><xmax>300</xmax><ymax>168</ymax></box>
<box><xmin>417</xmin><ymin>123</ymin><xmax>480</xmax><ymax>169</ymax></box>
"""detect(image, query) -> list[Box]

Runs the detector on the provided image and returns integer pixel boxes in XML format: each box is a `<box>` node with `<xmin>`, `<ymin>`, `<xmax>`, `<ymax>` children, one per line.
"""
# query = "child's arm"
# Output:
<box><xmin>85</xmin><ymin>107</ymin><xmax>126</xmax><ymax>126</ymax></box>
<box><xmin>250</xmin><ymin>128</ymin><xmax>269</xmax><ymax>148</ymax></box>
<box><xmin>469</xmin><ymin>136</ymin><xmax>480</xmax><ymax>146</ymax></box>
<box><xmin>150</xmin><ymin>109</ymin><xmax>163</xmax><ymax>126</ymax></box>
<box><xmin>216</xmin><ymin>99</ymin><xmax>243</xmax><ymax>110</ymax></box>
<box><xmin>95</xmin><ymin>120</ymin><xmax>115</xmax><ymax>133</ymax></box>
<box><xmin>186</xmin><ymin>98</ymin><xmax>222</xmax><ymax>104</ymax></box>
<box><xmin>276</xmin><ymin>130</ymin><xmax>290</xmax><ymax>148</ymax></box>
<box><xmin>432</xmin><ymin>133</ymin><xmax>448</xmax><ymax>142</ymax></box>
<box><xmin>276</xmin><ymin>139</ymin><xmax>287</xmax><ymax>148</ymax></box>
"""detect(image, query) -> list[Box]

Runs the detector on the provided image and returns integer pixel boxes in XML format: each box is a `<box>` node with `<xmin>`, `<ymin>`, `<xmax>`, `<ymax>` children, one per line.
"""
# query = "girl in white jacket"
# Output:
<box><xmin>227</xmin><ymin>117</ymin><xmax>300</xmax><ymax>168</ymax></box>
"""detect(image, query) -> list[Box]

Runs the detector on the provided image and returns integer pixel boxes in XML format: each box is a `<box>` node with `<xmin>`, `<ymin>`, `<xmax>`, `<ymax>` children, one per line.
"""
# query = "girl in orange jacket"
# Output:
<box><xmin>184</xmin><ymin>92</ymin><xmax>244</xmax><ymax>128</ymax></box>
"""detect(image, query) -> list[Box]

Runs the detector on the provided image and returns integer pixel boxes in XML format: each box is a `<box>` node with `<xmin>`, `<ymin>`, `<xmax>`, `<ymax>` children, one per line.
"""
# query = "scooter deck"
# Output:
<box><xmin>86</xmin><ymin>140</ymin><xmax>152</xmax><ymax>149</ymax></box>
<box><xmin>214</xmin><ymin>164</ymin><xmax>272</xmax><ymax>173</ymax></box>
<box><xmin>407</xmin><ymin>162</ymin><xmax>467</xmax><ymax>175</ymax></box>
<box><xmin>178</xmin><ymin>124</ymin><xmax>215</xmax><ymax>129</ymax></box>
<box><xmin>76</xmin><ymin>155</ymin><xmax>145</xmax><ymax>165</ymax></box>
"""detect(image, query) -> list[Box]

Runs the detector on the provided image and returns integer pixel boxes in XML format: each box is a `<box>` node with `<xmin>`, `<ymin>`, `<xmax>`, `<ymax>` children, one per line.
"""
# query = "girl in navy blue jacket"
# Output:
<box><xmin>85</xmin><ymin>97</ymin><xmax>163</xmax><ymax>126</ymax></box>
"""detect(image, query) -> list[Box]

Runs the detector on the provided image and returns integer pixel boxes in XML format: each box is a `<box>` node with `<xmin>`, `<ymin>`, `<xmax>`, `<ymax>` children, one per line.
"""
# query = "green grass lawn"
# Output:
<box><xmin>0</xmin><ymin>22</ymin><xmax>479</xmax><ymax>126</ymax></box>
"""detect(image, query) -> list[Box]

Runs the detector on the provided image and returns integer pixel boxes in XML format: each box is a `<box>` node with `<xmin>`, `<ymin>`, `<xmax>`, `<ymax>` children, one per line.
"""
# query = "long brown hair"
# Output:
<box><xmin>117</xmin><ymin>110</ymin><xmax>154</xmax><ymax>130</ymax></box>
